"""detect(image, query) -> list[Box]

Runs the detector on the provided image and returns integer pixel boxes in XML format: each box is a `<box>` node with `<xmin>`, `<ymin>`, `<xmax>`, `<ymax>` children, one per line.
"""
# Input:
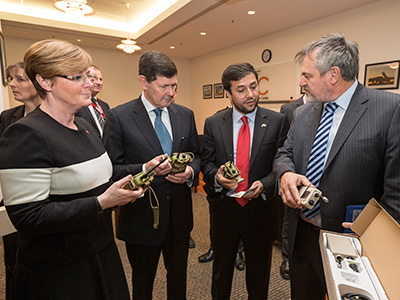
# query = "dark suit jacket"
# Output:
<box><xmin>0</xmin><ymin>105</ymin><xmax>25</xmax><ymax>136</ymax></box>
<box><xmin>103</xmin><ymin>96</ymin><xmax>201</xmax><ymax>246</ymax></box>
<box><xmin>202</xmin><ymin>107</ymin><xmax>287</xmax><ymax>239</ymax></box>
<box><xmin>75</xmin><ymin>98</ymin><xmax>110</xmax><ymax>137</ymax></box>
<box><xmin>280</xmin><ymin>97</ymin><xmax>304</xmax><ymax>127</ymax></box>
<box><xmin>273</xmin><ymin>82</ymin><xmax>400</xmax><ymax>254</ymax></box>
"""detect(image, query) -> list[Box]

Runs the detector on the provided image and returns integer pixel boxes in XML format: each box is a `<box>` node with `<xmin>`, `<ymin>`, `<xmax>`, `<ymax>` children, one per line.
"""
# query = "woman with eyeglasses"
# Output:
<box><xmin>0</xmin><ymin>39</ymin><xmax>142</xmax><ymax>300</ymax></box>
<box><xmin>0</xmin><ymin>62</ymin><xmax>42</xmax><ymax>300</ymax></box>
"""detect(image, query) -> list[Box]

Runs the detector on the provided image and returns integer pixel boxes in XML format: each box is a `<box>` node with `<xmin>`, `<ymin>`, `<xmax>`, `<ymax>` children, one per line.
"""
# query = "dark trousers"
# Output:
<box><xmin>281</xmin><ymin>206</ymin><xmax>290</xmax><ymax>262</ymax></box>
<box><xmin>289</xmin><ymin>218</ymin><xmax>326</xmax><ymax>300</ymax></box>
<box><xmin>211</xmin><ymin>197</ymin><xmax>273</xmax><ymax>300</ymax></box>
<box><xmin>3</xmin><ymin>232</ymin><xmax>17</xmax><ymax>300</ymax></box>
<box><xmin>125</xmin><ymin>223</ymin><xmax>189</xmax><ymax>300</ymax></box>
<box><xmin>207</xmin><ymin>197</ymin><xmax>243</xmax><ymax>253</ymax></box>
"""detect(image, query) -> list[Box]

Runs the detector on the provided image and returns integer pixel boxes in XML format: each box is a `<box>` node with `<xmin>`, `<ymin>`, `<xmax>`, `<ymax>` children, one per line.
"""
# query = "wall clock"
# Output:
<box><xmin>262</xmin><ymin>49</ymin><xmax>272</xmax><ymax>63</ymax></box>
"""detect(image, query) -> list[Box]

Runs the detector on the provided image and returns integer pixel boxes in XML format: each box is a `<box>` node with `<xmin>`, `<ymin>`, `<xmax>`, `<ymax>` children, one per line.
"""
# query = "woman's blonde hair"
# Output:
<box><xmin>24</xmin><ymin>39</ymin><xmax>92</xmax><ymax>99</ymax></box>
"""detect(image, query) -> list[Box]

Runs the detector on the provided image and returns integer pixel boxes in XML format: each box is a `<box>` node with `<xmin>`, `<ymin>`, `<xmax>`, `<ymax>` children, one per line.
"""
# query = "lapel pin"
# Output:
<box><xmin>261</xmin><ymin>124</ymin><xmax>267</xmax><ymax>127</ymax></box>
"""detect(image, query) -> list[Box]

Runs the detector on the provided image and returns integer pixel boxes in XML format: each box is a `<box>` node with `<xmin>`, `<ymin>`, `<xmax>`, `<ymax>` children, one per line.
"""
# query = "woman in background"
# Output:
<box><xmin>0</xmin><ymin>39</ymin><xmax>142</xmax><ymax>300</ymax></box>
<box><xmin>0</xmin><ymin>62</ymin><xmax>42</xmax><ymax>300</ymax></box>
<box><xmin>0</xmin><ymin>62</ymin><xmax>42</xmax><ymax>134</ymax></box>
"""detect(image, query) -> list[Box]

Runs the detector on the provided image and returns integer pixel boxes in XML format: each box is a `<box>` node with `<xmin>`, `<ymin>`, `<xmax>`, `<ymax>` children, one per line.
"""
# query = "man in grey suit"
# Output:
<box><xmin>273</xmin><ymin>33</ymin><xmax>400</xmax><ymax>300</ymax></box>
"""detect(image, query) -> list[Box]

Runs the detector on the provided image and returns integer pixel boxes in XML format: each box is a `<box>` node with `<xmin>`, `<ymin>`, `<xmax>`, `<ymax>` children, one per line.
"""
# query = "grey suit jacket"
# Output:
<box><xmin>103</xmin><ymin>96</ymin><xmax>201</xmax><ymax>245</ymax></box>
<box><xmin>273</xmin><ymin>82</ymin><xmax>400</xmax><ymax>254</ymax></box>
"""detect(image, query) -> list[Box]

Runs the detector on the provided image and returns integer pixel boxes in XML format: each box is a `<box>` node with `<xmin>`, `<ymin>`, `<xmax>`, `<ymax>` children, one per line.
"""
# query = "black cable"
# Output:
<box><xmin>341</xmin><ymin>293</ymin><xmax>372</xmax><ymax>300</ymax></box>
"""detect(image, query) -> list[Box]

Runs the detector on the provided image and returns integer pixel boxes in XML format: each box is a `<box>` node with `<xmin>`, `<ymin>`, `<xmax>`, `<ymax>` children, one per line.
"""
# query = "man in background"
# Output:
<box><xmin>273</xmin><ymin>33</ymin><xmax>400</xmax><ymax>299</ymax></box>
<box><xmin>202</xmin><ymin>62</ymin><xmax>287</xmax><ymax>299</ymax></box>
<box><xmin>76</xmin><ymin>65</ymin><xmax>110</xmax><ymax>138</ymax></box>
<box><xmin>278</xmin><ymin>95</ymin><xmax>306</xmax><ymax>280</ymax></box>
<box><xmin>104</xmin><ymin>50</ymin><xmax>201</xmax><ymax>300</ymax></box>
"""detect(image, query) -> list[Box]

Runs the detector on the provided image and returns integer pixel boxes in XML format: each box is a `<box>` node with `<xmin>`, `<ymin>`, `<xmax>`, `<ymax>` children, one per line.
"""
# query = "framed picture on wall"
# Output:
<box><xmin>214</xmin><ymin>83</ymin><xmax>224</xmax><ymax>98</ymax></box>
<box><xmin>364</xmin><ymin>60</ymin><xmax>400</xmax><ymax>90</ymax></box>
<box><xmin>0</xmin><ymin>31</ymin><xmax>7</xmax><ymax>86</ymax></box>
<box><xmin>203</xmin><ymin>84</ymin><xmax>212</xmax><ymax>99</ymax></box>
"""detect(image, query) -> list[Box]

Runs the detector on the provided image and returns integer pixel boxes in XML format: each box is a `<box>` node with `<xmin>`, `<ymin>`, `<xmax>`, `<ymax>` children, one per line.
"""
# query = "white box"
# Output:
<box><xmin>319</xmin><ymin>199</ymin><xmax>400</xmax><ymax>300</ymax></box>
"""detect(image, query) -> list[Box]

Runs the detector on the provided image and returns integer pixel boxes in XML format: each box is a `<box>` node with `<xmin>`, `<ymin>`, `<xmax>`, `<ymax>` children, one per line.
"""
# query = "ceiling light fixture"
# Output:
<box><xmin>247</xmin><ymin>10</ymin><xmax>256</xmax><ymax>15</ymax></box>
<box><xmin>200</xmin><ymin>32</ymin><xmax>207</xmax><ymax>36</ymax></box>
<box><xmin>116</xmin><ymin>3</ymin><xmax>142</xmax><ymax>54</ymax></box>
<box><xmin>53</xmin><ymin>0</ymin><xmax>95</xmax><ymax>17</ymax></box>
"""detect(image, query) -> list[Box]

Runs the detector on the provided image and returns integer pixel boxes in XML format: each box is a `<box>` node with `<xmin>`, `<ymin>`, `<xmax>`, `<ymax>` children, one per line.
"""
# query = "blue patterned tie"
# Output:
<box><xmin>302</xmin><ymin>102</ymin><xmax>338</xmax><ymax>219</ymax></box>
<box><xmin>154</xmin><ymin>108</ymin><xmax>172</xmax><ymax>156</ymax></box>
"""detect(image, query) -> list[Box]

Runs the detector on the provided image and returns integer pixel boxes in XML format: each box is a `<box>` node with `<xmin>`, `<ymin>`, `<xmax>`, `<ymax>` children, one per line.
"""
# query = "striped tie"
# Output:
<box><xmin>91</xmin><ymin>98</ymin><xmax>106</xmax><ymax>130</ymax></box>
<box><xmin>302</xmin><ymin>102</ymin><xmax>338</xmax><ymax>219</ymax></box>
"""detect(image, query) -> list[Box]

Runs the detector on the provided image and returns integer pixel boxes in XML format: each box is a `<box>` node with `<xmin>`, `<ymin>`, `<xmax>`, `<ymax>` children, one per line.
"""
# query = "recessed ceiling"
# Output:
<box><xmin>0</xmin><ymin>0</ymin><xmax>379</xmax><ymax>59</ymax></box>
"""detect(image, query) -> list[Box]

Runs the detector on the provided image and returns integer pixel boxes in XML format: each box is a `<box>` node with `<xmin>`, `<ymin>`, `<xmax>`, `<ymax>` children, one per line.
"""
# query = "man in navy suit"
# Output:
<box><xmin>75</xmin><ymin>65</ymin><xmax>110</xmax><ymax>138</ymax></box>
<box><xmin>104</xmin><ymin>51</ymin><xmax>201</xmax><ymax>300</ymax></box>
<box><xmin>273</xmin><ymin>33</ymin><xmax>400</xmax><ymax>299</ymax></box>
<box><xmin>202</xmin><ymin>62</ymin><xmax>287</xmax><ymax>299</ymax></box>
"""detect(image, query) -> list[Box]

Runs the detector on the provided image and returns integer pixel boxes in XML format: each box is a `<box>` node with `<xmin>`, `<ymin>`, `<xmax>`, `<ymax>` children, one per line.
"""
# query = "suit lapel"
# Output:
<box><xmin>249</xmin><ymin>109</ymin><xmax>269</xmax><ymax>171</ymax></box>
<box><xmin>302</xmin><ymin>103</ymin><xmax>323</xmax><ymax>174</ymax></box>
<box><xmin>219</xmin><ymin>109</ymin><xmax>234</xmax><ymax>161</ymax></box>
<box><xmin>11</xmin><ymin>106</ymin><xmax>25</xmax><ymax>124</ymax></box>
<box><xmin>131</xmin><ymin>98</ymin><xmax>163</xmax><ymax>155</ymax></box>
<box><xmin>168</xmin><ymin>104</ymin><xmax>182</xmax><ymax>154</ymax></box>
<box><xmin>85</xmin><ymin>107</ymin><xmax>97</xmax><ymax>128</ymax></box>
<box><xmin>325</xmin><ymin>84</ymin><xmax>367</xmax><ymax>170</ymax></box>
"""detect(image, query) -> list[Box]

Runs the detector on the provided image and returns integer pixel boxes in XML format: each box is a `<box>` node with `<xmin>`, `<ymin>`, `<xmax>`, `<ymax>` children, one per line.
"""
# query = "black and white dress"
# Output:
<box><xmin>0</xmin><ymin>107</ymin><xmax>129</xmax><ymax>300</ymax></box>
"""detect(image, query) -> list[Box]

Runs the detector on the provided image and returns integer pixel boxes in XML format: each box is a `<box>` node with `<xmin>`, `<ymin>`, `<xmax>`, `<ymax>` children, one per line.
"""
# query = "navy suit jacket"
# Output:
<box><xmin>75</xmin><ymin>98</ymin><xmax>110</xmax><ymax>138</ymax></box>
<box><xmin>103</xmin><ymin>96</ymin><xmax>201</xmax><ymax>245</ymax></box>
<box><xmin>273</xmin><ymin>82</ymin><xmax>400</xmax><ymax>254</ymax></box>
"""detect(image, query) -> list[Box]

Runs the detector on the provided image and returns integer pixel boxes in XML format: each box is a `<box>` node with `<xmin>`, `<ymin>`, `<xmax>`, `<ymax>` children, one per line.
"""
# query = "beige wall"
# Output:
<box><xmin>191</xmin><ymin>0</ymin><xmax>400</xmax><ymax>133</ymax></box>
<box><xmin>3</xmin><ymin>37</ymin><xmax>192</xmax><ymax>111</ymax></box>
<box><xmin>0</xmin><ymin>22</ymin><xmax>10</xmax><ymax>112</ymax></box>
<box><xmin>3</xmin><ymin>0</ymin><xmax>400</xmax><ymax>135</ymax></box>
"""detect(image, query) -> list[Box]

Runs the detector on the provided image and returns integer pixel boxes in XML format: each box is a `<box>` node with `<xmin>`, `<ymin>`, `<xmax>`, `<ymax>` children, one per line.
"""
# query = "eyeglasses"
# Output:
<box><xmin>55</xmin><ymin>74</ymin><xmax>90</xmax><ymax>84</ymax></box>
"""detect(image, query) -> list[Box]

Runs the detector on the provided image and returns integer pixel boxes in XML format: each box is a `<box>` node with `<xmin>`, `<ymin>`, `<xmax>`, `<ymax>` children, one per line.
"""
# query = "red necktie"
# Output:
<box><xmin>236</xmin><ymin>116</ymin><xmax>250</xmax><ymax>207</ymax></box>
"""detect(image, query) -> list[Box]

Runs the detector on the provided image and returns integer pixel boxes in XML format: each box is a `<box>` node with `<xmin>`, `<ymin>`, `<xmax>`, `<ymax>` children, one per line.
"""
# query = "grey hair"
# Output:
<box><xmin>295</xmin><ymin>33</ymin><xmax>359</xmax><ymax>81</ymax></box>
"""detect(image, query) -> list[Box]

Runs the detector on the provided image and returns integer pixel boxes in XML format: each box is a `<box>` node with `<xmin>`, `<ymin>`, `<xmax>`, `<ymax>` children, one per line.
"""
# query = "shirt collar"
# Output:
<box><xmin>141</xmin><ymin>92</ymin><xmax>168</xmax><ymax>114</ymax></box>
<box><xmin>232</xmin><ymin>105</ymin><xmax>258</xmax><ymax>124</ymax></box>
<box><xmin>328</xmin><ymin>79</ymin><xmax>358</xmax><ymax>111</ymax></box>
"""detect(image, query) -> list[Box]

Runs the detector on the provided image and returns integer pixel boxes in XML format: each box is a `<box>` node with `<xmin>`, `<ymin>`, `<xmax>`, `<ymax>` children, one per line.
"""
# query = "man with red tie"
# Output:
<box><xmin>75</xmin><ymin>65</ymin><xmax>110</xmax><ymax>138</ymax></box>
<box><xmin>201</xmin><ymin>62</ymin><xmax>288</xmax><ymax>299</ymax></box>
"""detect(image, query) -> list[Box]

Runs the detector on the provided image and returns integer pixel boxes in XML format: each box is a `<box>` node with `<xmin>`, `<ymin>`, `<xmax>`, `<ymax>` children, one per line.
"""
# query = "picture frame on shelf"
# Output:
<box><xmin>364</xmin><ymin>60</ymin><xmax>400</xmax><ymax>90</ymax></box>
